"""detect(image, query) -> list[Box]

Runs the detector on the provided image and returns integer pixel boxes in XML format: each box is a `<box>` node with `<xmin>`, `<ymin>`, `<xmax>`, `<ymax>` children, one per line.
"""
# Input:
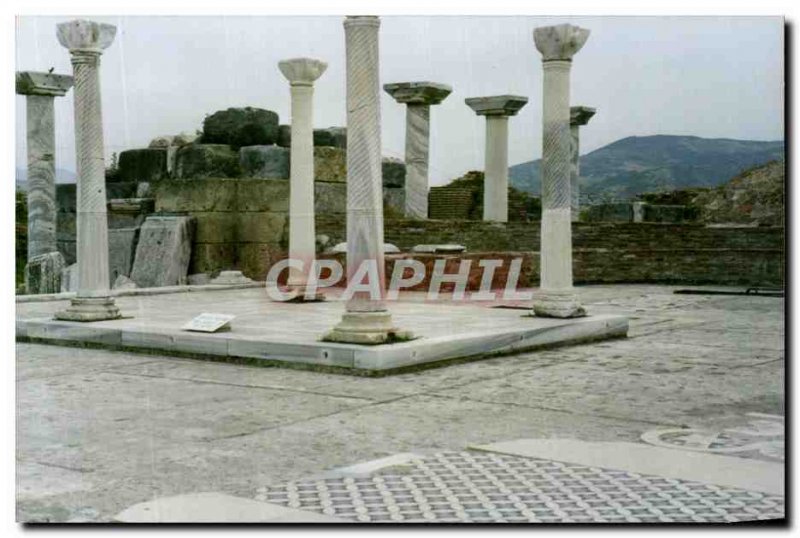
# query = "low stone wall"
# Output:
<box><xmin>316</xmin><ymin>217</ymin><xmax>784</xmax><ymax>287</ymax></box>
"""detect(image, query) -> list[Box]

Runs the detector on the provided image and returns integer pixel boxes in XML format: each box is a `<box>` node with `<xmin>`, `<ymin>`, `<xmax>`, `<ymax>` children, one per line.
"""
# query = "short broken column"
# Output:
<box><xmin>16</xmin><ymin>71</ymin><xmax>74</xmax><ymax>294</ymax></box>
<box><xmin>54</xmin><ymin>19</ymin><xmax>121</xmax><ymax>321</ymax></box>
<box><xmin>384</xmin><ymin>81</ymin><xmax>452</xmax><ymax>219</ymax></box>
<box><xmin>279</xmin><ymin>57</ymin><xmax>328</xmax><ymax>299</ymax></box>
<box><xmin>532</xmin><ymin>23</ymin><xmax>590</xmax><ymax>318</ymax></box>
<box><xmin>570</xmin><ymin>106</ymin><xmax>596</xmax><ymax>221</ymax></box>
<box><xmin>324</xmin><ymin>16</ymin><xmax>410</xmax><ymax>344</ymax></box>
<box><xmin>465</xmin><ymin>95</ymin><xmax>528</xmax><ymax>222</ymax></box>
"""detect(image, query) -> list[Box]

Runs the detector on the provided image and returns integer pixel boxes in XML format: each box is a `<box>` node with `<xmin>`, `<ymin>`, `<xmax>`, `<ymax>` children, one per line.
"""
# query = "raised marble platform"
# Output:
<box><xmin>16</xmin><ymin>287</ymin><xmax>628</xmax><ymax>374</ymax></box>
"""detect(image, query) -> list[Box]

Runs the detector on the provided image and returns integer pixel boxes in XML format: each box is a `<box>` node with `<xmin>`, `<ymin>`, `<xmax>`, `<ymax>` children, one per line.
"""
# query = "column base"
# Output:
<box><xmin>54</xmin><ymin>297</ymin><xmax>122</xmax><ymax>322</ymax></box>
<box><xmin>532</xmin><ymin>290</ymin><xmax>587</xmax><ymax>318</ymax></box>
<box><xmin>322</xmin><ymin>311</ymin><xmax>414</xmax><ymax>345</ymax></box>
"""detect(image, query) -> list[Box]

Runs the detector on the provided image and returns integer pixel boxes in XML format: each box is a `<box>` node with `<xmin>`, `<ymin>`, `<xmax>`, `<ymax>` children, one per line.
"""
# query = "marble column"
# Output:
<box><xmin>279</xmin><ymin>57</ymin><xmax>328</xmax><ymax>300</ymax></box>
<box><xmin>384</xmin><ymin>82</ymin><xmax>452</xmax><ymax>219</ymax></box>
<box><xmin>16</xmin><ymin>72</ymin><xmax>73</xmax><ymax>261</ymax></box>
<box><xmin>324</xmin><ymin>16</ymin><xmax>410</xmax><ymax>344</ymax></box>
<box><xmin>54</xmin><ymin>19</ymin><xmax>121</xmax><ymax>321</ymax></box>
<box><xmin>570</xmin><ymin>106</ymin><xmax>596</xmax><ymax>221</ymax></box>
<box><xmin>465</xmin><ymin>95</ymin><xmax>528</xmax><ymax>222</ymax></box>
<box><xmin>532</xmin><ymin>24</ymin><xmax>590</xmax><ymax>318</ymax></box>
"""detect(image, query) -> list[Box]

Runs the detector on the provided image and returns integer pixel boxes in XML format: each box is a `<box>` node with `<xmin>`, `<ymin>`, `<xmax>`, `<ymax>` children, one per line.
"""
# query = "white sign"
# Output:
<box><xmin>182</xmin><ymin>313</ymin><xmax>235</xmax><ymax>333</ymax></box>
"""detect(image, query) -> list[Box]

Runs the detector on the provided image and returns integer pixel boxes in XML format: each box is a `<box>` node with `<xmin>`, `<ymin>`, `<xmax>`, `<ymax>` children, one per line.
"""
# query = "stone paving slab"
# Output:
<box><xmin>16</xmin><ymin>287</ymin><xmax>628</xmax><ymax>373</ymax></box>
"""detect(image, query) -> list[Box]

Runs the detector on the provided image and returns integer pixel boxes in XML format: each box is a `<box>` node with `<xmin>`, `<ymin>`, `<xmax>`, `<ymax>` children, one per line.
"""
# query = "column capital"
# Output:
<box><xmin>343</xmin><ymin>15</ymin><xmax>380</xmax><ymax>29</ymax></box>
<box><xmin>533</xmin><ymin>24</ymin><xmax>589</xmax><ymax>61</ymax></box>
<box><xmin>383</xmin><ymin>82</ymin><xmax>452</xmax><ymax>106</ymax></box>
<box><xmin>16</xmin><ymin>71</ymin><xmax>73</xmax><ymax>97</ymax></box>
<box><xmin>56</xmin><ymin>19</ymin><xmax>116</xmax><ymax>54</ymax></box>
<box><xmin>465</xmin><ymin>95</ymin><xmax>528</xmax><ymax>117</ymax></box>
<box><xmin>570</xmin><ymin>106</ymin><xmax>596</xmax><ymax>126</ymax></box>
<box><xmin>278</xmin><ymin>57</ymin><xmax>328</xmax><ymax>86</ymax></box>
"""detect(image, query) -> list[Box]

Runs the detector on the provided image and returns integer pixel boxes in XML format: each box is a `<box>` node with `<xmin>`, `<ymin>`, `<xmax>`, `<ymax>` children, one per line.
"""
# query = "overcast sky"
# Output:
<box><xmin>15</xmin><ymin>15</ymin><xmax>783</xmax><ymax>185</ymax></box>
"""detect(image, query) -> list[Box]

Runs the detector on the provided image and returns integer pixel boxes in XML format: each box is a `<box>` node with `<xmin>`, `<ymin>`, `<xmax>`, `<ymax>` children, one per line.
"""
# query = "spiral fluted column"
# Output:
<box><xmin>532</xmin><ymin>24</ymin><xmax>590</xmax><ymax>318</ymax></box>
<box><xmin>54</xmin><ymin>19</ymin><xmax>121</xmax><ymax>321</ymax></box>
<box><xmin>324</xmin><ymin>16</ymin><xmax>411</xmax><ymax>344</ymax></box>
<box><xmin>570</xmin><ymin>106</ymin><xmax>596</xmax><ymax>221</ymax></box>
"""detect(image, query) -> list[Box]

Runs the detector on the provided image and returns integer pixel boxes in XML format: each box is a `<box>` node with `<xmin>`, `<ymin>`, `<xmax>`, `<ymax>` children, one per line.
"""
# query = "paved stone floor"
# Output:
<box><xmin>15</xmin><ymin>285</ymin><xmax>784</xmax><ymax>522</ymax></box>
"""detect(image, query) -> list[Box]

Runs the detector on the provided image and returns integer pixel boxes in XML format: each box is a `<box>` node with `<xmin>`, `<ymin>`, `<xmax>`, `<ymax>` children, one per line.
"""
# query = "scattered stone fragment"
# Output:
<box><xmin>112</xmin><ymin>274</ymin><xmax>138</xmax><ymax>290</ymax></box>
<box><xmin>411</xmin><ymin>244</ymin><xmax>466</xmax><ymax>253</ymax></box>
<box><xmin>24</xmin><ymin>251</ymin><xmax>65</xmax><ymax>294</ymax></box>
<box><xmin>201</xmin><ymin>107</ymin><xmax>279</xmax><ymax>148</ymax></box>
<box><xmin>130</xmin><ymin>216</ymin><xmax>196</xmax><ymax>288</ymax></box>
<box><xmin>313</xmin><ymin>127</ymin><xmax>347</xmax><ymax>149</ymax></box>
<box><xmin>175</xmin><ymin>144</ymin><xmax>241</xmax><ymax>179</ymax></box>
<box><xmin>210</xmin><ymin>270</ymin><xmax>254</xmax><ymax>285</ymax></box>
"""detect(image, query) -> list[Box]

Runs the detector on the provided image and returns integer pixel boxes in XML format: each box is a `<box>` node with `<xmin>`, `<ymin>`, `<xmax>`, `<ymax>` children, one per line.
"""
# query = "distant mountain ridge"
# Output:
<box><xmin>509</xmin><ymin>135</ymin><xmax>784</xmax><ymax>200</ymax></box>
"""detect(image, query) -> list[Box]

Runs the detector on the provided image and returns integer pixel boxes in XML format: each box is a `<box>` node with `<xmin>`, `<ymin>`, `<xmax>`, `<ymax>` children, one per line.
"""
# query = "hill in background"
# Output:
<box><xmin>692</xmin><ymin>160</ymin><xmax>784</xmax><ymax>226</ymax></box>
<box><xmin>509</xmin><ymin>135</ymin><xmax>784</xmax><ymax>200</ymax></box>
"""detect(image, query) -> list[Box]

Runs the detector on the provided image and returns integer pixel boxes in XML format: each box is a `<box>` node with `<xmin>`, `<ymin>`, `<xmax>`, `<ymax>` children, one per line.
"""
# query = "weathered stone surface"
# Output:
<box><xmin>314</xmin><ymin>147</ymin><xmax>347</xmax><ymax>183</ymax></box>
<box><xmin>155</xmin><ymin>178</ymin><xmax>238</xmax><ymax>213</ymax></box>
<box><xmin>236</xmin><ymin>180</ymin><xmax>290</xmax><ymax>212</ymax></box>
<box><xmin>315</xmin><ymin>182</ymin><xmax>347</xmax><ymax>214</ymax></box>
<box><xmin>16</xmin><ymin>71</ymin><xmax>73</xmax><ymax>97</ymax></box>
<box><xmin>107</xmin><ymin>198</ymin><xmax>154</xmax><ymax>230</ymax></box>
<box><xmin>383</xmin><ymin>82</ymin><xmax>453</xmax><ymax>106</ymax></box>
<box><xmin>60</xmin><ymin>262</ymin><xmax>78</xmax><ymax>292</ymax></box>
<box><xmin>24</xmin><ymin>251</ymin><xmax>65</xmax><ymax>294</ymax></box>
<box><xmin>201</xmin><ymin>107</ymin><xmax>279</xmax><ymax>148</ymax></box>
<box><xmin>237</xmin><ymin>213</ymin><xmax>288</xmax><ymax>244</ymax></box>
<box><xmin>240</xmin><ymin>145</ymin><xmax>290</xmax><ymax>179</ymax></box>
<box><xmin>189</xmin><ymin>244</ymin><xmax>236</xmax><ymax>276</ymax></box>
<box><xmin>411</xmin><ymin>244</ymin><xmax>466</xmax><ymax>253</ymax></box>
<box><xmin>112</xmin><ymin>274</ymin><xmax>138</xmax><ymax>290</ymax></box>
<box><xmin>237</xmin><ymin>243</ymin><xmax>284</xmax><ymax>281</ymax></box>
<box><xmin>148</xmin><ymin>132</ymin><xmax>198</xmax><ymax>148</ymax></box>
<box><xmin>192</xmin><ymin>212</ymin><xmax>238</xmax><ymax>244</ymax></box>
<box><xmin>383</xmin><ymin>187</ymin><xmax>405</xmax><ymax>215</ymax></box>
<box><xmin>130</xmin><ymin>216</ymin><xmax>196</xmax><ymax>288</ymax></box>
<box><xmin>187</xmin><ymin>273</ymin><xmax>211</xmax><ymax>285</ymax></box>
<box><xmin>277</xmin><ymin>124</ymin><xmax>292</xmax><ymax>148</ymax></box>
<box><xmin>108</xmin><ymin>227</ymin><xmax>140</xmax><ymax>282</ymax></box>
<box><xmin>117</xmin><ymin>148</ymin><xmax>168</xmax><ymax>183</ymax></box>
<box><xmin>329</xmin><ymin>242</ymin><xmax>399</xmax><ymax>254</ymax></box>
<box><xmin>313</xmin><ymin>127</ymin><xmax>347</xmax><ymax>149</ymax></box>
<box><xmin>175</xmin><ymin>144</ymin><xmax>241</xmax><ymax>179</ymax></box>
<box><xmin>106</xmin><ymin>182</ymin><xmax>137</xmax><ymax>199</ymax></box>
<box><xmin>382</xmin><ymin>157</ymin><xmax>405</xmax><ymax>188</ymax></box>
<box><xmin>210</xmin><ymin>270</ymin><xmax>254</xmax><ymax>285</ymax></box>
<box><xmin>465</xmin><ymin>95</ymin><xmax>528</xmax><ymax>117</ymax></box>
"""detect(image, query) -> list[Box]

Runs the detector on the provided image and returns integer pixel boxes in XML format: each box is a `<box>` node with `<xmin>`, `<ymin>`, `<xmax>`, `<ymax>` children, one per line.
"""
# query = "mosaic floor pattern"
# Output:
<box><xmin>255</xmin><ymin>450</ymin><xmax>784</xmax><ymax>523</ymax></box>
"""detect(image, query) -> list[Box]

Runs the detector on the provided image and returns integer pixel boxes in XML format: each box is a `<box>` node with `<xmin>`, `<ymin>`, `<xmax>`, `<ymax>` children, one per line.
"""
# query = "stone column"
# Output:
<box><xmin>465</xmin><ymin>95</ymin><xmax>528</xmax><ymax>222</ymax></box>
<box><xmin>569</xmin><ymin>106</ymin><xmax>596</xmax><ymax>221</ymax></box>
<box><xmin>384</xmin><ymin>82</ymin><xmax>452</xmax><ymax>219</ymax></box>
<box><xmin>16</xmin><ymin>72</ymin><xmax>73</xmax><ymax>260</ymax></box>
<box><xmin>54</xmin><ymin>19</ymin><xmax>121</xmax><ymax>321</ymax></box>
<box><xmin>279</xmin><ymin>57</ymin><xmax>328</xmax><ymax>300</ymax></box>
<box><xmin>532</xmin><ymin>24</ymin><xmax>590</xmax><ymax>318</ymax></box>
<box><xmin>325</xmin><ymin>16</ymin><xmax>410</xmax><ymax>344</ymax></box>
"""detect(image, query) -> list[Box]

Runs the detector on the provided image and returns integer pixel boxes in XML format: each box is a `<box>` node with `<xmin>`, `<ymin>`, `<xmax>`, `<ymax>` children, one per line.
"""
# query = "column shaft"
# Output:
<box><xmin>483</xmin><ymin>116</ymin><xmax>509</xmax><ymax>222</ymax></box>
<box><xmin>404</xmin><ymin>104</ymin><xmax>430</xmax><ymax>219</ymax></box>
<box><xmin>72</xmin><ymin>54</ymin><xmax>111</xmax><ymax>298</ymax></box>
<box><xmin>288</xmin><ymin>84</ymin><xmax>315</xmax><ymax>287</ymax></box>
<box><xmin>570</xmin><ymin>123</ymin><xmax>580</xmax><ymax>221</ymax></box>
<box><xmin>26</xmin><ymin>95</ymin><xmax>58</xmax><ymax>259</ymax></box>
<box><xmin>345</xmin><ymin>19</ymin><xmax>387</xmax><ymax>313</ymax></box>
<box><xmin>539</xmin><ymin>60</ymin><xmax>573</xmax><ymax>292</ymax></box>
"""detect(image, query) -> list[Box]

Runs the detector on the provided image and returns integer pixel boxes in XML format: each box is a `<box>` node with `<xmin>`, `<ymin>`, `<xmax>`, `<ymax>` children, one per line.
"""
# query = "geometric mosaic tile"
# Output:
<box><xmin>255</xmin><ymin>451</ymin><xmax>785</xmax><ymax>523</ymax></box>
